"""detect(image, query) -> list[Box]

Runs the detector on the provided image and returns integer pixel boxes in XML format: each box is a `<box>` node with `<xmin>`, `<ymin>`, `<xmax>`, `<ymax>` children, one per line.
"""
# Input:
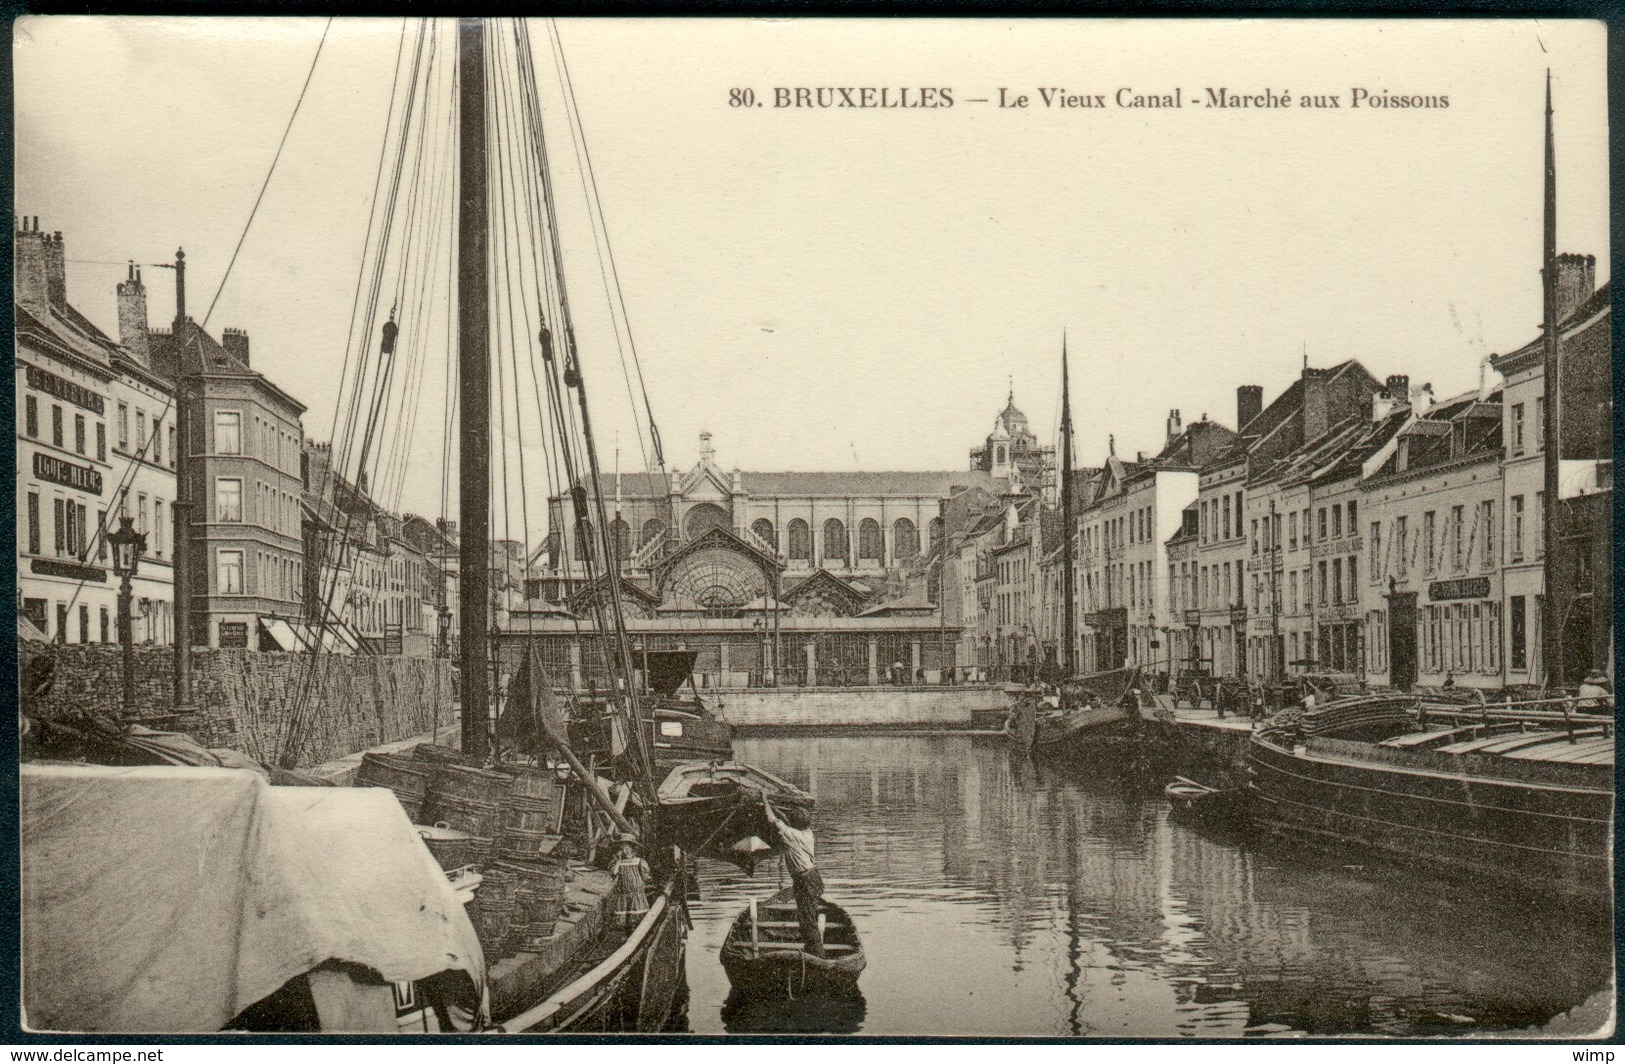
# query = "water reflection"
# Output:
<box><xmin>682</xmin><ymin>735</ymin><xmax>1612</xmax><ymax>1037</ymax></box>
<box><xmin>720</xmin><ymin>990</ymin><xmax>867</xmax><ymax>1035</ymax></box>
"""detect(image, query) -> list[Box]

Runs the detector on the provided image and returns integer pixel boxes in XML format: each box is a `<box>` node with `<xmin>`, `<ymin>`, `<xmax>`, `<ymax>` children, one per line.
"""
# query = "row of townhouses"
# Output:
<box><xmin>15</xmin><ymin>218</ymin><xmax>466</xmax><ymax>657</ymax></box>
<box><xmin>982</xmin><ymin>254</ymin><xmax>1610</xmax><ymax>692</ymax></box>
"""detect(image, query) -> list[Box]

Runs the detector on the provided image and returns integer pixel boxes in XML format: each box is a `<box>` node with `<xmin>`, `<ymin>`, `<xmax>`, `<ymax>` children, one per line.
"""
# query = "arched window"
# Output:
<box><xmin>751</xmin><ymin>518</ymin><xmax>777</xmax><ymax>552</ymax></box>
<box><xmin>611</xmin><ymin>518</ymin><xmax>631</xmax><ymax>563</ymax></box>
<box><xmin>928</xmin><ymin>516</ymin><xmax>944</xmax><ymax>551</ymax></box>
<box><xmin>574</xmin><ymin>518</ymin><xmax>594</xmax><ymax>562</ymax></box>
<box><xmin>683</xmin><ymin>502</ymin><xmax>731</xmax><ymax>540</ymax></box>
<box><xmin>822</xmin><ymin>519</ymin><xmax>847</xmax><ymax>561</ymax></box>
<box><xmin>787</xmin><ymin>519</ymin><xmax>811</xmax><ymax>560</ymax></box>
<box><xmin>858</xmin><ymin>518</ymin><xmax>883</xmax><ymax>562</ymax></box>
<box><xmin>640</xmin><ymin>519</ymin><xmax>664</xmax><ymax>548</ymax></box>
<box><xmin>893</xmin><ymin>517</ymin><xmax>919</xmax><ymax>560</ymax></box>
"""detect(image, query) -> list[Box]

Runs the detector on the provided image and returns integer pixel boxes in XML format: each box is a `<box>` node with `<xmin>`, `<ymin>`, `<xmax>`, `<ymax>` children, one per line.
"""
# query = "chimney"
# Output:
<box><xmin>1236</xmin><ymin>385</ymin><xmax>1263</xmax><ymax>430</ymax></box>
<box><xmin>1166</xmin><ymin>408</ymin><xmax>1182</xmax><ymax>445</ymax></box>
<box><xmin>437</xmin><ymin>517</ymin><xmax>458</xmax><ymax>538</ymax></box>
<box><xmin>14</xmin><ymin>216</ymin><xmax>50</xmax><ymax>310</ymax></box>
<box><xmin>44</xmin><ymin>231</ymin><xmax>66</xmax><ymax>308</ymax></box>
<box><xmin>1372</xmin><ymin>389</ymin><xmax>1396</xmax><ymax>424</ymax></box>
<box><xmin>117</xmin><ymin>262</ymin><xmax>151</xmax><ymax>366</ymax></box>
<box><xmin>1301</xmin><ymin>368</ymin><xmax>1329</xmax><ymax>442</ymax></box>
<box><xmin>1553</xmin><ymin>252</ymin><xmax>1596</xmax><ymax>322</ymax></box>
<box><xmin>222</xmin><ymin>327</ymin><xmax>250</xmax><ymax>366</ymax></box>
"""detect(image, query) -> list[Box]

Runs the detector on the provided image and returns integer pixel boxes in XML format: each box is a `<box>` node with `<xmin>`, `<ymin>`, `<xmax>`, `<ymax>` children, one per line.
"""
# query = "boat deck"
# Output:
<box><xmin>1436</xmin><ymin>728</ymin><xmax>1610</xmax><ymax>760</ymax></box>
<box><xmin>486</xmin><ymin>865</ymin><xmax>615</xmax><ymax>1022</ymax></box>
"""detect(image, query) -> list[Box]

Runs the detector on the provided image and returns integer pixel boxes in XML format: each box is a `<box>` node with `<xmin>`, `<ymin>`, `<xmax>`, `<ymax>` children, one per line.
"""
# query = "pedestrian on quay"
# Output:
<box><xmin>761</xmin><ymin>795</ymin><xmax>825</xmax><ymax>957</ymax></box>
<box><xmin>1577</xmin><ymin>671</ymin><xmax>1612</xmax><ymax>712</ymax></box>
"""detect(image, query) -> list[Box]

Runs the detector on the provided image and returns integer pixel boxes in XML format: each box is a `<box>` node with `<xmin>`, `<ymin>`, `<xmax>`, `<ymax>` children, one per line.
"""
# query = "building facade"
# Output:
<box><xmin>16</xmin><ymin>219</ymin><xmax>120</xmax><ymax>645</ymax></box>
<box><xmin>149</xmin><ymin>319</ymin><xmax>307</xmax><ymax>649</ymax></box>
<box><xmin>1488</xmin><ymin>257</ymin><xmax>1612</xmax><ymax>687</ymax></box>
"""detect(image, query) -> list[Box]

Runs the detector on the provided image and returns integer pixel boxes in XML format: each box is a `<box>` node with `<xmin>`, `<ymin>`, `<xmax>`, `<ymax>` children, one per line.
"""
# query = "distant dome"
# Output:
<box><xmin>1000</xmin><ymin>390</ymin><xmax>1027</xmax><ymax>432</ymax></box>
<box><xmin>989</xmin><ymin>417</ymin><xmax>1010</xmax><ymax>442</ymax></box>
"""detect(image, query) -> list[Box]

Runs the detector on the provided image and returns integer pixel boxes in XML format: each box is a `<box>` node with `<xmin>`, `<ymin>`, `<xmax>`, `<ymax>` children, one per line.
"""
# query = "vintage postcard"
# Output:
<box><xmin>11</xmin><ymin>16</ymin><xmax>1613</xmax><ymax>1045</ymax></box>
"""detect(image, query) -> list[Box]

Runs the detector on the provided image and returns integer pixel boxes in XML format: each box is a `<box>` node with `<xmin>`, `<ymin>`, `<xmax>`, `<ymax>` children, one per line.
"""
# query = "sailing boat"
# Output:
<box><xmin>1029</xmin><ymin>340</ymin><xmax>1145</xmax><ymax>759</ymax></box>
<box><xmin>359</xmin><ymin>18</ymin><xmax>800</xmax><ymax>1031</ymax></box>
<box><xmin>22</xmin><ymin>17</ymin><xmax>760</xmax><ymax>1035</ymax></box>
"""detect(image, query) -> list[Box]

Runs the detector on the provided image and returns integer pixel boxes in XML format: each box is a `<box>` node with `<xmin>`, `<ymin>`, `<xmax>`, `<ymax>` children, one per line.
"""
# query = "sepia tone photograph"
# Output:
<box><xmin>11</xmin><ymin>16</ymin><xmax>1615</xmax><ymax>1041</ymax></box>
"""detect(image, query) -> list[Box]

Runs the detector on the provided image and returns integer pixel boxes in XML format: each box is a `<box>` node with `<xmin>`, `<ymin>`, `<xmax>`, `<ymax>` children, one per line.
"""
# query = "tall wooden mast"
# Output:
<box><xmin>457</xmin><ymin>17</ymin><xmax>491</xmax><ymax>757</ymax></box>
<box><xmin>1060</xmin><ymin>335</ymin><xmax>1077</xmax><ymax>676</ymax></box>
<box><xmin>1539</xmin><ymin>71</ymin><xmax>1562</xmax><ymax>686</ymax></box>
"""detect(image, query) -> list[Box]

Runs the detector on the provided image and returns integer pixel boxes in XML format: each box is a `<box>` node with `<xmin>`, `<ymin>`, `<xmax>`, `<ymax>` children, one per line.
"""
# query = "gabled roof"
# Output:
<box><xmin>564</xmin><ymin>575</ymin><xmax>660</xmax><ymax>615</ymax></box>
<box><xmin>15</xmin><ymin>302</ymin><xmax>117</xmax><ymax>375</ymax></box>
<box><xmin>651</xmin><ymin>525</ymin><xmax>780</xmax><ymax>587</ymax></box>
<box><xmin>1490</xmin><ymin>280</ymin><xmax>1612</xmax><ymax>377</ymax></box>
<box><xmin>1204</xmin><ymin>360</ymin><xmax>1380</xmax><ymax>475</ymax></box>
<box><xmin>781</xmin><ymin>568</ymin><xmax>869</xmax><ymax>611</ymax></box>
<box><xmin>147</xmin><ymin>323</ymin><xmax>307</xmax><ymax>414</ymax></box>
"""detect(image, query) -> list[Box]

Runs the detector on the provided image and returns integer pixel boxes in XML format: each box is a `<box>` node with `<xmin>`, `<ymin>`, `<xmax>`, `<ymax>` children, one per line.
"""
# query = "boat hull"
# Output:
<box><xmin>720</xmin><ymin>888</ymin><xmax>865</xmax><ymax>997</ymax></box>
<box><xmin>500</xmin><ymin>878</ymin><xmax>687</xmax><ymax>1033</ymax></box>
<box><xmin>649</xmin><ymin>711</ymin><xmax>733</xmax><ymax>772</ymax></box>
<box><xmin>1248</xmin><ymin>733</ymin><xmax>1613</xmax><ymax>902</ymax></box>
<box><xmin>1031</xmin><ymin>705</ymin><xmax>1137</xmax><ymax>758</ymax></box>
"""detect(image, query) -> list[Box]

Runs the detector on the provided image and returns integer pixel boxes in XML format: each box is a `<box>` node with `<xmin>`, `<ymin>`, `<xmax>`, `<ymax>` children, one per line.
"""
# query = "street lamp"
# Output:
<box><xmin>108</xmin><ymin>515</ymin><xmax>147</xmax><ymax>716</ymax></box>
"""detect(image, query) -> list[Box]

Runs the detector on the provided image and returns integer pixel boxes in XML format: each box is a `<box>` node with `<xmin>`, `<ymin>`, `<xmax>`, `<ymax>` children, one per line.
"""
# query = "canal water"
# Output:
<box><xmin>680</xmin><ymin>734</ymin><xmax>1613</xmax><ymax>1038</ymax></box>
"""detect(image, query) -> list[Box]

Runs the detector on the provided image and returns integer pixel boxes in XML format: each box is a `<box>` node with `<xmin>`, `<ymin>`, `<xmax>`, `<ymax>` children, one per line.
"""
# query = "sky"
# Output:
<box><xmin>14</xmin><ymin>18</ymin><xmax>1611</xmax><ymax>540</ymax></box>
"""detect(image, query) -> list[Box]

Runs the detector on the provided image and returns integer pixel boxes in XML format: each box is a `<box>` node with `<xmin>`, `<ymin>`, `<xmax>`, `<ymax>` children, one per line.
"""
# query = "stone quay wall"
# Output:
<box><xmin>22</xmin><ymin>642</ymin><xmax>453</xmax><ymax>768</ymax></box>
<box><xmin>715</xmin><ymin>685</ymin><xmax>1010</xmax><ymax>732</ymax></box>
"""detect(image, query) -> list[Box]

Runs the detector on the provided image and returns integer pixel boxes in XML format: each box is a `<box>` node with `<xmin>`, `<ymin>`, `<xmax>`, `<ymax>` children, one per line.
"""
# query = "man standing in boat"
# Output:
<box><xmin>761</xmin><ymin>795</ymin><xmax>825</xmax><ymax>957</ymax></box>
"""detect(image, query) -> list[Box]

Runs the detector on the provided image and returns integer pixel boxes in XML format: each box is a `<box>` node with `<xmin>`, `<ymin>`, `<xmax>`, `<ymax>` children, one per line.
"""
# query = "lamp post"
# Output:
<box><xmin>108</xmin><ymin>515</ymin><xmax>147</xmax><ymax>716</ymax></box>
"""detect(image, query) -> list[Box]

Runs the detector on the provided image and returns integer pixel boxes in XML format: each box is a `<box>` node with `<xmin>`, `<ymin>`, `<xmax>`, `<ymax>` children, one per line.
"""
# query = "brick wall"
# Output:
<box><xmin>22</xmin><ymin>643</ymin><xmax>452</xmax><ymax>768</ymax></box>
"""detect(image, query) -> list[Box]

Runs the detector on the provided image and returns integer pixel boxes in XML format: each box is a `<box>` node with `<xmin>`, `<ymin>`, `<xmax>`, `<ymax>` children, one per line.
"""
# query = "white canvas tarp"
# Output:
<box><xmin>21</xmin><ymin>763</ymin><xmax>487</xmax><ymax>1033</ymax></box>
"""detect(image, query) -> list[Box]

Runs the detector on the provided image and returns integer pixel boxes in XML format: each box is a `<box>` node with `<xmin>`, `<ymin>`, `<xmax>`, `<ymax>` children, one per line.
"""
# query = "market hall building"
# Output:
<box><xmin>516</xmin><ymin>400</ymin><xmax>1044</xmax><ymax>690</ymax></box>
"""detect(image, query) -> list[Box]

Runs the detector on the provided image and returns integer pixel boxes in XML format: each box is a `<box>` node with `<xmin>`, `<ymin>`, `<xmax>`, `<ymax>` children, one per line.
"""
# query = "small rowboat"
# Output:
<box><xmin>1165</xmin><ymin>776</ymin><xmax>1251</xmax><ymax>828</ymax></box>
<box><xmin>720</xmin><ymin>887</ymin><xmax>865</xmax><ymax>996</ymax></box>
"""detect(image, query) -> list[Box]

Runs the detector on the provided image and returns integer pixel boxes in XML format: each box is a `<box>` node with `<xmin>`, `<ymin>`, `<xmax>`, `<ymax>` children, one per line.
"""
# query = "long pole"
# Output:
<box><xmin>1539</xmin><ymin>70</ymin><xmax>1563</xmax><ymax>687</ymax></box>
<box><xmin>1060</xmin><ymin>336</ymin><xmax>1077</xmax><ymax>676</ymax></box>
<box><xmin>457</xmin><ymin>17</ymin><xmax>491</xmax><ymax>757</ymax></box>
<box><xmin>170</xmin><ymin>249</ymin><xmax>192</xmax><ymax>707</ymax></box>
<box><xmin>119</xmin><ymin>574</ymin><xmax>134</xmax><ymax>714</ymax></box>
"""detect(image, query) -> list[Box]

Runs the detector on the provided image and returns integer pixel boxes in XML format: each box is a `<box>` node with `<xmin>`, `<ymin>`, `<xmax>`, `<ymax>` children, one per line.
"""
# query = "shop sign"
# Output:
<box><xmin>1428</xmin><ymin>577</ymin><xmax>1490</xmax><ymax>602</ymax></box>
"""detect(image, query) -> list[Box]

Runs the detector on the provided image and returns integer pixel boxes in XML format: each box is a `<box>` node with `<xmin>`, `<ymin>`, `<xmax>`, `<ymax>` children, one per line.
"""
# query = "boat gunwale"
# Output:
<box><xmin>1251</xmin><ymin>730</ymin><xmax>1614</xmax><ymax>797</ymax></box>
<box><xmin>494</xmin><ymin>876</ymin><xmax>679</xmax><ymax>1033</ymax></box>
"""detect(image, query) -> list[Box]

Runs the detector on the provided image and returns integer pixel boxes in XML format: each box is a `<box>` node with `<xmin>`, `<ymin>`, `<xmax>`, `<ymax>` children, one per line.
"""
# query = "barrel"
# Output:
<box><xmin>430</xmin><ymin>764</ymin><xmax>514</xmax><ymax>806</ymax></box>
<box><xmin>502</xmin><ymin>796</ymin><xmax>555</xmax><ymax>834</ymax></box>
<box><xmin>499</xmin><ymin>827</ymin><xmax>562</xmax><ymax>862</ymax></box>
<box><xmin>507</xmin><ymin>770</ymin><xmax>558</xmax><ymax>804</ymax></box>
<box><xmin>417</xmin><ymin>824</ymin><xmax>492</xmax><ymax>872</ymax></box>
<box><xmin>357</xmin><ymin>753</ymin><xmax>430</xmax><ymax>821</ymax></box>
<box><xmin>424</xmin><ymin>793</ymin><xmax>502</xmax><ymax>838</ymax></box>
<box><xmin>412</xmin><ymin>742</ymin><xmax>483</xmax><ymax>767</ymax></box>
<box><xmin>471</xmin><ymin>867</ymin><xmax>519</xmax><ymax>960</ymax></box>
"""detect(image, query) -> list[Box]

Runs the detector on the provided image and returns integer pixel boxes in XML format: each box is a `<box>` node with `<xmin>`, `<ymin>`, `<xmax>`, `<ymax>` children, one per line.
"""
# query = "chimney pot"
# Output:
<box><xmin>117</xmin><ymin>261</ymin><xmax>152</xmax><ymax>367</ymax></box>
<box><xmin>222</xmin><ymin>327</ymin><xmax>251</xmax><ymax>367</ymax></box>
<box><xmin>1553</xmin><ymin>251</ymin><xmax>1597</xmax><ymax>322</ymax></box>
<box><xmin>1237</xmin><ymin>385</ymin><xmax>1264</xmax><ymax>430</ymax></box>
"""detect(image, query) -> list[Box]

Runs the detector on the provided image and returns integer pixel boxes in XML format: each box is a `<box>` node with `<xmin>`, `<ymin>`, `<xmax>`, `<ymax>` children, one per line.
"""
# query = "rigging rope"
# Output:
<box><xmin>201</xmin><ymin>17</ymin><xmax>333</xmax><ymax>329</ymax></box>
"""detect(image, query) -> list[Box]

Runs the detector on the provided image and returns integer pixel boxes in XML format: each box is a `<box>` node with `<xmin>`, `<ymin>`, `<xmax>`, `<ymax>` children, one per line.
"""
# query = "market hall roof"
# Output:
<box><xmin>573</xmin><ymin>469</ymin><xmax>1002</xmax><ymax>500</ymax></box>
